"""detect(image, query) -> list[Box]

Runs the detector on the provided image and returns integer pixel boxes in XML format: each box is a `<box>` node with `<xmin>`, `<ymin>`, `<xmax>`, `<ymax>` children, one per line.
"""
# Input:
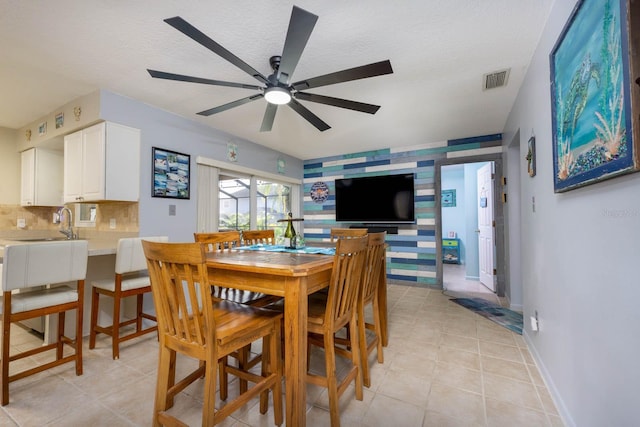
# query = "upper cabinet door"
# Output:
<box><xmin>79</xmin><ymin>122</ymin><xmax>106</xmax><ymax>201</ymax></box>
<box><xmin>20</xmin><ymin>148</ymin><xmax>36</xmax><ymax>206</ymax></box>
<box><xmin>64</xmin><ymin>130</ymin><xmax>84</xmax><ymax>203</ymax></box>
<box><xmin>22</xmin><ymin>148</ymin><xmax>63</xmax><ymax>206</ymax></box>
<box><xmin>63</xmin><ymin>121</ymin><xmax>140</xmax><ymax>203</ymax></box>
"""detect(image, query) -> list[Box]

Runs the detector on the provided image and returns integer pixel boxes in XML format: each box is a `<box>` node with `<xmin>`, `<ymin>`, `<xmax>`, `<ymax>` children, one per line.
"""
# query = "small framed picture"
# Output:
<box><xmin>38</xmin><ymin>122</ymin><xmax>47</xmax><ymax>136</ymax></box>
<box><xmin>441</xmin><ymin>189</ymin><xmax>456</xmax><ymax>207</ymax></box>
<box><xmin>227</xmin><ymin>143</ymin><xmax>238</xmax><ymax>162</ymax></box>
<box><xmin>152</xmin><ymin>147</ymin><xmax>190</xmax><ymax>199</ymax></box>
<box><xmin>55</xmin><ymin>112</ymin><xmax>64</xmax><ymax>129</ymax></box>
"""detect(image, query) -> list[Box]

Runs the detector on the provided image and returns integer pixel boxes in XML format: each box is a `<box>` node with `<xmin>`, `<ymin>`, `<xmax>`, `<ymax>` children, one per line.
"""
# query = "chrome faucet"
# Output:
<box><xmin>59</xmin><ymin>207</ymin><xmax>77</xmax><ymax>240</ymax></box>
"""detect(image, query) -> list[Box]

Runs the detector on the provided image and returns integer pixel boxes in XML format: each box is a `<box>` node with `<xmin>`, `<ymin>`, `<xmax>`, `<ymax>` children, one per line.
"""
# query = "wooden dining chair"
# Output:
<box><xmin>329</xmin><ymin>227</ymin><xmax>367</xmax><ymax>242</ymax></box>
<box><xmin>142</xmin><ymin>240</ymin><xmax>283</xmax><ymax>427</ymax></box>
<box><xmin>306</xmin><ymin>235</ymin><xmax>368</xmax><ymax>427</ymax></box>
<box><xmin>194</xmin><ymin>231</ymin><xmax>280</xmax><ymax>307</ymax></box>
<box><xmin>358</xmin><ymin>232</ymin><xmax>386</xmax><ymax>387</ymax></box>
<box><xmin>194</xmin><ymin>231</ymin><xmax>281</xmax><ymax>394</ymax></box>
<box><xmin>1</xmin><ymin>240</ymin><xmax>88</xmax><ymax>406</ymax></box>
<box><xmin>89</xmin><ymin>236</ymin><xmax>168</xmax><ymax>359</ymax></box>
<box><xmin>241</xmin><ymin>229</ymin><xmax>275</xmax><ymax>246</ymax></box>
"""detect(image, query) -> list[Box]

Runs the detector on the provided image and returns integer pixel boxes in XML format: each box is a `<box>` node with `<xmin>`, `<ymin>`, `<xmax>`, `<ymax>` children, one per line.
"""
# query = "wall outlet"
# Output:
<box><xmin>52</xmin><ymin>212</ymin><xmax>60</xmax><ymax>224</ymax></box>
<box><xmin>530</xmin><ymin>310</ymin><xmax>540</xmax><ymax>332</ymax></box>
<box><xmin>109</xmin><ymin>218</ymin><xmax>116</xmax><ymax>229</ymax></box>
<box><xmin>17</xmin><ymin>218</ymin><xmax>26</xmax><ymax>229</ymax></box>
<box><xmin>169</xmin><ymin>205</ymin><xmax>176</xmax><ymax>216</ymax></box>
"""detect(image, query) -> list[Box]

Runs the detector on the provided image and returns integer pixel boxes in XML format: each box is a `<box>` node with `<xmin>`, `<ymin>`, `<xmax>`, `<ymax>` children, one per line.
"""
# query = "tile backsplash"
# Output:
<box><xmin>0</xmin><ymin>202</ymin><xmax>138</xmax><ymax>237</ymax></box>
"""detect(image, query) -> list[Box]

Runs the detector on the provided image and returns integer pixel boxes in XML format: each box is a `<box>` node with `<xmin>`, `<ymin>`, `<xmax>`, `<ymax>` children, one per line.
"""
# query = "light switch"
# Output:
<box><xmin>109</xmin><ymin>218</ymin><xmax>116</xmax><ymax>229</ymax></box>
<box><xmin>169</xmin><ymin>205</ymin><xmax>176</xmax><ymax>216</ymax></box>
<box><xmin>17</xmin><ymin>218</ymin><xmax>26</xmax><ymax>228</ymax></box>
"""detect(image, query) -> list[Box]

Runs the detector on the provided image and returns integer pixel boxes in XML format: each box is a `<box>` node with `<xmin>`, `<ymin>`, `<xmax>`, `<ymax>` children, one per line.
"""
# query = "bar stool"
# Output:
<box><xmin>306</xmin><ymin>235</ymin><xmax>368</xmax><ymax>427</ymax></box>
<box><xmin>142</xmin><ymin>240</ymin><xmax>283</xmax><ymax>427</ymax></box>
<box><xmin>89</xmin><ymin>236</ymin><xmax>168</xmax><ymax>359</ymax></box>
<box><xmin>1</xmin><ymin>240</ymin><xmax>88</xmax><ymax>405</ymax></box>
<box><xmin>358</xmin><ymin>231</ymin><xmax>386</xmax><ymax>387</ymax></box>
<box><xmin>194</xmin><ymin>231</ymin><xmax>281</xmax><ymax>396</ymax></box>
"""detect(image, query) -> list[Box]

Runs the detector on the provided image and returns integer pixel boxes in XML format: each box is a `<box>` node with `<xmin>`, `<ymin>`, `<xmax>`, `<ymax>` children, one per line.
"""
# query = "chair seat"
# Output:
<box><xmin>213</xmin><ymin>300</ymin><xmax>283</xmax><ymax>347</ymax></box>
<box><xmin>1</xmin><ymin>286</ymin><xmax>77</xmax><ymax>314</ymax></box>
<box><xmin>91</xmin><ymin>276</ymin><xmax>150</xmax><ymax>292</ymax></box>
<box><xmin>307</xmin><ymin>292</ymin><xmax>328</xmax><ymax>326</ymax></box>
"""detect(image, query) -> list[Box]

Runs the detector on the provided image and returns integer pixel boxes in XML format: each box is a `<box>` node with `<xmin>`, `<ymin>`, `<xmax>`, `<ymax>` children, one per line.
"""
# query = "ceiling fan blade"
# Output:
<box><xmin>147</xmin><ymin>69</ymin><xmax>262</xmax><ymax>90</ymax></box>
<box><xmin>277</xmin><ymin>6</ymin><xmax>318</xmax><ymax>85</ymax></box>
<box><xmin>291</xmin><ymin>59</ymin><xmax>393</xmax><ymax>91</ymax></box>
<box><xmin>164</xmin><ymin>16</ymin><xmax>269</xmax><ymax>85</ymax></box>
<box><xmin>197</xmin><ymin>94</ymin><xmax>263</xmax><ymax>116</ymax></box>
<box><xmin>260</xmin><ymin>104</ymin><xmax>278</xmax><ymax>132</ymax></box>
<box><xmin>287</xmin><ymin>98</ymin><xmax>330</xmax><ymax>131</ymax></box>
<box><xmin>294</xmin><ymin>92</ymin><xmax>381</xmax><ymax>114</ymax></box>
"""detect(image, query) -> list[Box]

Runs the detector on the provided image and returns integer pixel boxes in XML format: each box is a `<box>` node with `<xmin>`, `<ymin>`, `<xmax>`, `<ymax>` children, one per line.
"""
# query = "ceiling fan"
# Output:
<box><xmin>147</xmin><ymin>6</ymin><xmax>393</xmax><ymax>132</ymax></box>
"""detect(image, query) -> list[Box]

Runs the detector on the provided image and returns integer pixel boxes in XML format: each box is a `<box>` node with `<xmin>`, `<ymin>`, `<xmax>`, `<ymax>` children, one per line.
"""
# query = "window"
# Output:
<box><xmin>218</xmin><ymin>175</ymin><xmax>293</xmax><ymax>241</ymax></box>
<box><xmin>196</xmin><ymin>157</ymin><xmax>301</xmax><ymax>237</ymax></box>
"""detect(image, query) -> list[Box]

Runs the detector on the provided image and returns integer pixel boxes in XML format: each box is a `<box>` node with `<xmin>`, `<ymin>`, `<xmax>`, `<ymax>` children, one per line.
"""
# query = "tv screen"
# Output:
<box><xmin>335</xmin><ymin>173</ymin><xmax>415</xmax><ymax>223</ymax></box>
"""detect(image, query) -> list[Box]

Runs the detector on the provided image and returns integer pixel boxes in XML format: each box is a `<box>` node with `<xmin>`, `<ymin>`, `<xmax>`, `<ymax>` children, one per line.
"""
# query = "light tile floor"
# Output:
<box><xmin>0</xmin><ymin>276</ymin><xmax>563</xmax><ymax>426</ymax></box>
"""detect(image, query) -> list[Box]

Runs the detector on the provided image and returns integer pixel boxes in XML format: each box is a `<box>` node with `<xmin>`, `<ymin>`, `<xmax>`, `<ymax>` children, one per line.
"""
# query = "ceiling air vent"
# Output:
<box><xmin>483</xmin><ymin>69</ymin><xmax>510</xmax><ymax>90</ymax></box>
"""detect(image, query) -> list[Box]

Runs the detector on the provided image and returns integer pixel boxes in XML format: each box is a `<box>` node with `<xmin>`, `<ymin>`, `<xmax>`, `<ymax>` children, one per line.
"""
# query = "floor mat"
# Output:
<box><xmin>449</xmin><ymin>297</ymin><xmax>523</xmax><ymax>335</ymax></box>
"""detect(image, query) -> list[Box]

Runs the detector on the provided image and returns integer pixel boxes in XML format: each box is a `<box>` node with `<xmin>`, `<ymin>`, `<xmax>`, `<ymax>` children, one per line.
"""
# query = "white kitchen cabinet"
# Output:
<box><xmin>63</xmin><ymin>121</ymin><xmax>140</xmax><ymax>202</ymax></box>
<box><xmin>20</xmin><ymin>148</ymin><xmax>63</xmax><ymax>206</ymax></box>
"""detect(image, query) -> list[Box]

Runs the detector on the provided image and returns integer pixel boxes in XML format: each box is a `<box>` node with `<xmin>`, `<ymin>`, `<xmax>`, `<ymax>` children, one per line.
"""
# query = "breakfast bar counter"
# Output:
<box><xmin>0</xmin><ymin>234</ymin><xmax>133</xmax><ymax>342</ymax></box>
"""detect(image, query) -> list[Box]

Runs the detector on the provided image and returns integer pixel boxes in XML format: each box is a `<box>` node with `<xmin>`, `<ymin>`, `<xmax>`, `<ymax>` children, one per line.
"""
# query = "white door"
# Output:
<box><xmin>477</xmin><ymin>163</ymin><xmax>496</xmax><ymax>291</ymax></box>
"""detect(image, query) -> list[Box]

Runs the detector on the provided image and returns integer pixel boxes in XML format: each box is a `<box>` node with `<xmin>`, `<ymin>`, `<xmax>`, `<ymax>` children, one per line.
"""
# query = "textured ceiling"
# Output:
<box><xmin>0</xmin><ymin>0</ymin><xmax>554</xmax><ymax>160</ymax></box>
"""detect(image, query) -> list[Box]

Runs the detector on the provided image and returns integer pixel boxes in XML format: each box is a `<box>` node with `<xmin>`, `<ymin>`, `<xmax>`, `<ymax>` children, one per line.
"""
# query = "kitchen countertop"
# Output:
<box><xmin>0</xmin><ymin>236</ymin><xmax>125</xmax><ymax>260</ymax></box>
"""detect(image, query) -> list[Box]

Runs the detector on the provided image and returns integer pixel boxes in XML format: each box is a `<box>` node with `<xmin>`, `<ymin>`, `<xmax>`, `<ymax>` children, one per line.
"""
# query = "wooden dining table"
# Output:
<box><xmin>206</xmin><ymin>249</ymin><xmax>334</xmax><ymax>426</ymax></box>
<box><xmin>205</xmin><ymin>246</ymin><xmax>389</xmax><ymax>426</ymax></box>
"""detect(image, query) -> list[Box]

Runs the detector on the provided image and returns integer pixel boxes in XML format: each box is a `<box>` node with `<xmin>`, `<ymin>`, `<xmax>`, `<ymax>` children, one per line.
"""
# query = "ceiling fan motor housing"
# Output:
<box><xmin>269</xmin><ymin>55</ymin><xmax>282</xmax><ymax>72</ymax></box>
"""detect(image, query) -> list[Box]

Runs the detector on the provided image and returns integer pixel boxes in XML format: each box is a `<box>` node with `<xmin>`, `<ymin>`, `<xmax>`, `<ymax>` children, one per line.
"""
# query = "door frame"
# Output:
<box><xmin>435</xmin><ymin>153</ymin><xmax>506</xmax><ymax>296</ymax></box>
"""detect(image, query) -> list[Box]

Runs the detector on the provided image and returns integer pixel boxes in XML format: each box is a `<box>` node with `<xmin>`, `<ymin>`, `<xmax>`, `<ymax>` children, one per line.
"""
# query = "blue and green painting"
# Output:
<box><xmin>550</xmin><ymin>0</ymin><xmax>634</xmax><ymax>192</ymax></box>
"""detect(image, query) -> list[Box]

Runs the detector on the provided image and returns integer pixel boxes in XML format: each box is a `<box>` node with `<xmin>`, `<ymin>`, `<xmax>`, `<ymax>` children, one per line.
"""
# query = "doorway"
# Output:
<box><xmin>435</xmin><ymin>154</ymin><xmax>505</xmax><ymax>297</ymax></box>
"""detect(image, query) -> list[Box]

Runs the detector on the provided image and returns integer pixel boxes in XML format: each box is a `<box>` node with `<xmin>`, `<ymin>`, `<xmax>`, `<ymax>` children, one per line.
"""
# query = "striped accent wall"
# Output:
<box><xmin>303</xmin><ymin>133</ymin><xmax>502</xmax><ymax>287</ymax></box>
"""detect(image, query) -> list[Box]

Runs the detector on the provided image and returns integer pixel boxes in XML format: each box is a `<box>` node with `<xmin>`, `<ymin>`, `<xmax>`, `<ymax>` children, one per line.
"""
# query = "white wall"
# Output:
<box><xmin>441</xmin><ymin>165</ymin><xmax>466</xmax><ymax>260</ymax></box>
<box><xmin>0</xmin><ymin>127</ymin><xmax>19</xmax><ymax>204</ymax></box>
<box><xmin>97</xmin><ymin>90</ymin><xmax>303</xmax><ymax>242</ymax></box>
<box><xmin>503</xmin><ymin>1</ymin><xmax>640</xmax><ymax>425</ymax></box>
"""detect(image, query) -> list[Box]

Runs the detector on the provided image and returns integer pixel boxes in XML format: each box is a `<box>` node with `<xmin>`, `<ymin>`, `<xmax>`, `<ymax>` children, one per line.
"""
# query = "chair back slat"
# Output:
<box><xmin>325</xmin><ymin>235</ymin><xmax>368</xmax><ymax>328</ymax></box>
<box><xmin>142</xmin><ymin>241</ymin><xmax>213</xmax><ymax>356</ymax></box>
<box><xmin>241</xmin><ymin>229</ymin><xmax>275</xmax><ymax>246</ymax></box>
<box><xmin>362</xmin><ymin>232</ymin><xmax>387</xmax><ymax>303</ymax></box>
<box><xmin>2</xmin><ymin>240</ymin><xmax>88</xmax><ymax>291</ymax></box>
<box><xmin>330</xmin><ymin>227</ymin><xmax>367</xmax><ymax>243</ymax></box>
<box><xmin>194</xmin><ymin>231</ymin><xmax>241</xmax><ymax>253</ymax></box>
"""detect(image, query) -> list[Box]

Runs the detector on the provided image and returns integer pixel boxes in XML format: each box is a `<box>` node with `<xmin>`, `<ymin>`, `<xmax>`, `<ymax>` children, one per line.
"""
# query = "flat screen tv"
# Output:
<box><xmin>335</xmin><ymin>173</ymin><xmax>415</xmax><ymax>223</ymax></box>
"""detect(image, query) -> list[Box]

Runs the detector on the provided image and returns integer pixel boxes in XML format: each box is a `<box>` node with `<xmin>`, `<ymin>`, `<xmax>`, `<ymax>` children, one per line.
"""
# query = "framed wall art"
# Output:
<box><xmin>152</xmin><ymin>147</ymin><xmax>190</xmax><ymax>199</ymax></box>
<box><xmin>550</xmin><ymin>0</ymin><xmax>638</xmax><ymax>192</ymax></box>
<box><xmin>55</xmin><ymin>112</ymin><xmax>64</xmax><ymax>129</ymax></box>
<box><xmin>441</xmin><ymin>189</ymin><xmax>456</xmax><ymax>207</ymax></box>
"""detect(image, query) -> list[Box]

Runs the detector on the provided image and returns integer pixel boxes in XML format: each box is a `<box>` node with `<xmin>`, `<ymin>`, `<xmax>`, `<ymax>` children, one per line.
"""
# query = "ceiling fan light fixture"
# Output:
<box><xmin>264</xmin><ymin>86</ymin><xmax>291</xmax><ymax>105</ymax></box>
